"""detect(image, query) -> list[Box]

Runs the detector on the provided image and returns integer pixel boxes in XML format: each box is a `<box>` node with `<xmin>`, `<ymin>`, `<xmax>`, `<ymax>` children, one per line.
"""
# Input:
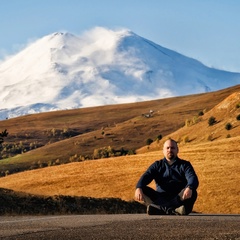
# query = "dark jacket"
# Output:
<box><xmin>136</xmin><ymin>157</ymin><xmax>199</xmax><ymax>196</ymax></box>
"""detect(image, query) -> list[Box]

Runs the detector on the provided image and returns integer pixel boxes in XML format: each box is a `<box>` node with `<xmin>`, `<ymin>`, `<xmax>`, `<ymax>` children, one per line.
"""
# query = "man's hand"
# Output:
<box><xmin>135</xmin><ymin>188</ymin><xmax>144</xmax><ymax>201</ymax></box>
<box><xmin>181</xmin><ymin>187</ymin><xmax>192</xmax><ymax>200</ymax></box>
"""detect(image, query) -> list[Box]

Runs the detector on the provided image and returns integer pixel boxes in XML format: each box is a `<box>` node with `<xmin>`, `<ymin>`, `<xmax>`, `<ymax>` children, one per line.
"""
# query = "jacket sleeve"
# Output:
<box><xmin>136</xmin><ymin>161</ymin><xmax>158</xmax><ymax>188</ymax></box>
<box><xmin>184</xmin><ymin>162</ymin><xmax>199</xmax><ymax>190</ymax></box>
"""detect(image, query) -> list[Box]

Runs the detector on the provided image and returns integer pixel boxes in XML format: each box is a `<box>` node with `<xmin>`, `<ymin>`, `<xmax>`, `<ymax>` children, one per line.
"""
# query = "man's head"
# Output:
<box><xmin>163</xmin><ymin>139</ymin><xmax>179</xmax><ymax>161</ymax></box>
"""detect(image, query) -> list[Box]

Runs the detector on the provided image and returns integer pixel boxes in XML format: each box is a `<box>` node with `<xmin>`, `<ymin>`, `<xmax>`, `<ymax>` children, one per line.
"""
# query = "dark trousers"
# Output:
<box><xmin>141</xmin><ymin>186</ymin><xmax>198</xmax><ymax>215</ymax></box>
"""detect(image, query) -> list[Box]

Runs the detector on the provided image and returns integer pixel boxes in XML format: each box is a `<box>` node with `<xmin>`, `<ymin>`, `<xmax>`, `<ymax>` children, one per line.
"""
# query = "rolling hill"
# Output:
<box><xmin>0</xmin><ymin>85</ymin><xmax>239</xmax><ymax>175</ymax></box>
<box><xmin>0</xmin><ymin>85</ymin><xmax>239</xmax><ymax>214</ymax></box>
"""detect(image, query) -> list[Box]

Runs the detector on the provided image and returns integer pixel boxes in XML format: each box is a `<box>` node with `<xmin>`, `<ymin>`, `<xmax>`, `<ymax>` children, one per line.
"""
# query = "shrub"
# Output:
<box><xmin>93</xmin><ymin>146</ymin><xmax>114</xmax><ymax>159</ymax></box>
<box><xmin>236</xmin><ymin>114</ymin><xmax>240</xmax><ymax>121</ymax></box>
<box><xmin>226</xmin><ymin>134</ymin><xmax>231</xmax><ymax>138</ymax></box>
<box><xmin>185</xmin><ymin>119</ymin><xmax>191</xmax><ymax>127</ymax></box>
<box><xmin>207</xmin><ymin>134</ymin><xmax>213</xmax><ymax>141</ymax></box>
<box><xmin>155</xmin><ymin>134</ymin><xmax>162</xmax><ymax>144</ymax></box>
<box><xmin>127</xmin><ymin>149</ymin><xmax>136</xmax><ymax>155</ymax></box>
<box><xmin>156</xmin><ymin>134</ymin><xmax>162</xmax><ymax>141</ymax></box>
<box><xmin>0</xmin><ymin>129</ymin><xmax>8</xmax><ymax>148</ymax></box>
<box><xmin>198</xmin><ymin>110</ymin><xmax>204</xmax><ymax>116</ymax></box>
<box><xmin>69</xmin><ymin>154</ymin><xmax>79</xmax><ymax>162</ymax></box>
<box><xmin>208</xmin><ymin>116</ymin><xmax>216</xmax><ymax>126</ymax></box>
<box><xmin>185</xmin><ymin>116</ymin><xmax>201</xmax><ymax>127</ymax></box>
<box><xmin>183</xmin><ymin>135</ymin><xmax>190</xmax><ymax>143</ymax></box>
<box><xmin>236</xmin><ymin>103</ymin><xmax>240</xmax><ymax>108</ymax></box>
<box><xmin>55</xmin><ymin>159</ymin><xmax>60</xmax><ymax>165</ymax></box>
<box><xmin>192</xmin><ymin>116</ymin><xmax>200</xmax><ymax>124</ymax></box>
<box><xmin>225</xmin><ymin>123</ymin><xmax>232</xmax><ymax>130</ymax></box>
<box><xmin>146</xmin><ymin>138</ymin><xmax>153</xmax><ymax>145</ymax></box>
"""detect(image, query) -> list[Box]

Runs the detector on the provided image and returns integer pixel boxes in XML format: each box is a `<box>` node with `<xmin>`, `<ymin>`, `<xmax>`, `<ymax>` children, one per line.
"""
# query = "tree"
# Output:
<box><xmin>156</xmin><ymin>134</ymin><xmax>162</xmax><ymax>141</ymax></box>
<box><xmin>208</xmin><ymin>116</ymin><xmax>216</xmax><ymax>126</ymax></box>
<box><xmin>0</xmin><ymin>129</ymin><xmax>8</xmax><ymax>148</ymax></box>
<box><xmin>146</xmin><ymin>138</ymin><xmax>153</xmax><ymax>145</ymax></box>
<box><xmin>225</xmin><ymin>123</ymin><xmax>232</xmax><ymax>130</ymax></box>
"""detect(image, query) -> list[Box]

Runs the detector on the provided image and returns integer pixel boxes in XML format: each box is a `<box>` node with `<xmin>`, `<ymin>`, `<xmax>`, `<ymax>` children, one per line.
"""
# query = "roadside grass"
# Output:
<box><xmin>0</xmin><ymin>188</ymin><xmax>145</xmax><ymax>215</ymax></box>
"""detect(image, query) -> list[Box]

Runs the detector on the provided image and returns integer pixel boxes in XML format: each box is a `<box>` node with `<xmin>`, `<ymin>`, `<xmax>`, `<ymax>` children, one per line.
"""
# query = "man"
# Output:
<box><xmin>135</xmin><ymin>138</ymin><xmax>199</xmax><ymax>215</ymax></box>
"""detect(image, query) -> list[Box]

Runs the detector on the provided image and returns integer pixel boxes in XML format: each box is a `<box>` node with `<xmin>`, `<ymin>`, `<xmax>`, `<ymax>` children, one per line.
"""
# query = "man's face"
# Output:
<box><xmin>163</xmin><ymin>140</ymin><xmax>178</xmax><ymax>160</ymax></box>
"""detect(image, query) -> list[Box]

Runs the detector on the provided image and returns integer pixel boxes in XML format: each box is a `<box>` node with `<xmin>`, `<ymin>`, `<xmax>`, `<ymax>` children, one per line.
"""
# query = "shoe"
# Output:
<box><xmin>174</xmin><ymin>205</ymin><xmax>186</xmax><ymax>215</ymax></box>
<box><xmin>147</xmin><ymin>204</ymin><xmax>165</xmax><ymax>215</ymax></box>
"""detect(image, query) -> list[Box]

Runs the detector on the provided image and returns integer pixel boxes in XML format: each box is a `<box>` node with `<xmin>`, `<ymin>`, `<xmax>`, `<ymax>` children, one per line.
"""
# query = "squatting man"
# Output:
<box><xmin>135</xmin><ymin>138</ymin><xmax>199</xmax><ymax>215</ymax></box>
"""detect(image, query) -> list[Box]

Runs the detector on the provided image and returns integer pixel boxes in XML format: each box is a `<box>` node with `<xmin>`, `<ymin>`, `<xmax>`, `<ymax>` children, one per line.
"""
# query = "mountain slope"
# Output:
<box><xmin>0</xmin><ymin>27</ymin><xmax>240</xmax><ymax>119</ymax></box>
<box><xmin>0</xmin><ymin>84</ymin><xmax>239</xmax><ymax>176</ymax></box>
<box><xmin>138</xmin><ymin>88</ymin><xmax>240</xmax><ymax>153</ymax></box>
<box><xmin>170</xmin><ymin>91</ymin><xmax>240</xmax><ymax>143</ymax></box>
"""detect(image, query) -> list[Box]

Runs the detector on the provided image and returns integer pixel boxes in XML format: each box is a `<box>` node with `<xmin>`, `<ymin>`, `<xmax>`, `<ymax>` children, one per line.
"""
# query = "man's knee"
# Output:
<box><xmin>141</xmin><ymin>186</ymin><xmax>159</xmax><ymax>204</ymax></box>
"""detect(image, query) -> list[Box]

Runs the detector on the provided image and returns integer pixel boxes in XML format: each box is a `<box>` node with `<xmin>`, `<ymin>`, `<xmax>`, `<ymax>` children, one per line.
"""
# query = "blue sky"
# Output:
<box><xmin>1</xmin><ymin>0</ymin><xmax>240</xmax><ymax>72</ymax></box>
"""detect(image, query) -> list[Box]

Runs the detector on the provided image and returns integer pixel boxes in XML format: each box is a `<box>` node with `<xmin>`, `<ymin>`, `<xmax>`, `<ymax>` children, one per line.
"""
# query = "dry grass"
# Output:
<box><xmin>0</xmin><ymin>136</ymin><xmax>239</xmax><ymax>214</ymax></box>
<box><xmin>179</xmin><ymin>138</ymin><xmax>240</xmax><ymax>214</ymax></box>
<box><xmin>1</xmin><ymin>85</ymin><xmax>239</xmax><ymax>175</ymax></box>
<box><xmin>0</xmin><ymin>85</ymin><xmax>239</xmax><ymax>214</ymax></box>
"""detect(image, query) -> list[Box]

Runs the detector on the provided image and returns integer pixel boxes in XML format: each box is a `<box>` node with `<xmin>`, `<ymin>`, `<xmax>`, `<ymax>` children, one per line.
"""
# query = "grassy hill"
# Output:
<box><xmin>0</xmin><ymin>84</ymin><xmax>239</xmax><ymax>175</ymax></box>
<box><xmin>0</xmin><ymin>136</ymin><xmax>239</xmax><ymax>214</ymax></box>
<box><xmin>0</xmin><ymin>84</ymin><xmax>239</xmax><ymax>214</ymax></box>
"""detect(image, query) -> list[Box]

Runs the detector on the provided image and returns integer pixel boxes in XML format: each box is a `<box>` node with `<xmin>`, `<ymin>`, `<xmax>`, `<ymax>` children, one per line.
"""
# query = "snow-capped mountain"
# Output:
<box><xmin>0</xmin><ymin>27</ymin><xmax>239</xmax><ymax>119</ymax></box>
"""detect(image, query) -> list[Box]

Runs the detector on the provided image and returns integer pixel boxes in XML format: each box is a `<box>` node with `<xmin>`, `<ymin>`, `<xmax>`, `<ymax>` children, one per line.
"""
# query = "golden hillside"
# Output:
<box><xmin>0</xmin><ymin>85</ymin><xmax>239</xmax><ymax>175</ymax></box>
<box><xmin>0</xmin><ymin>136</ymin><xmax>239</xmax><ymax>214</ymax></box>
<box><xmin>0</xmin><ymin>85</ymin><xmax>239</xmax><ymax>214</ymax></box>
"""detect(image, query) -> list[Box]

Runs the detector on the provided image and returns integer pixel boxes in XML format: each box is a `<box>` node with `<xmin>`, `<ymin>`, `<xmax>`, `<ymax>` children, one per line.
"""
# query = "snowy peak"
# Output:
<box><xmin>0</xmin><ymin>27</ymin><xmax>239</xmax><ymax>119</ymax></box>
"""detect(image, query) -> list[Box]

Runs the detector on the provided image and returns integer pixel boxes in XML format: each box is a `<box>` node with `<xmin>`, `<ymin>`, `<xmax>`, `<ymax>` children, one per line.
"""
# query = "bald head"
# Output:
<box><xmin>163</xmin><ymin>139</ymin><xmax>179</xmax><ymax>161</ymax></box>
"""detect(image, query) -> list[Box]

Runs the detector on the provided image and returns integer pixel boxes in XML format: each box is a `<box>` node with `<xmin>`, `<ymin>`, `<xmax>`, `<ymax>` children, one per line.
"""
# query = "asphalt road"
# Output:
<box><xmin>0</xmin><ymin>214</ymin><xmax>239</xmax><ymax>239</ymax></box>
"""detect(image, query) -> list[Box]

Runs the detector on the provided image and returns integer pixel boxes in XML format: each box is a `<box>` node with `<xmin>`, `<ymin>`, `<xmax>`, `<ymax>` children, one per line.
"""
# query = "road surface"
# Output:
<box><xmin>0</xmin><ymin>214</ymin><xmax>239</xmax><ymax>239</ymax></box>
